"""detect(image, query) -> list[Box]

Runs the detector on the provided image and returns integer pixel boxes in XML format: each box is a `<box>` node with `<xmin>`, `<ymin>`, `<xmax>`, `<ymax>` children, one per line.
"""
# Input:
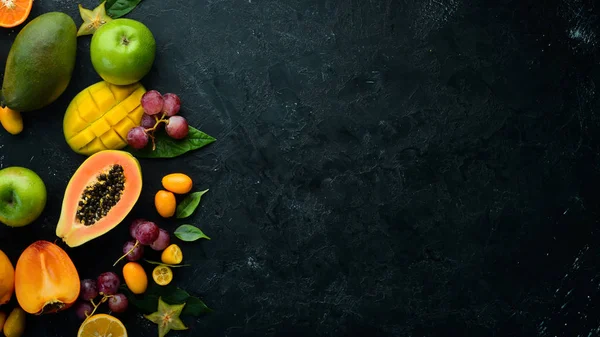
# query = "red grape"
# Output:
<box><xmin>165</xmin><ymin>116</ymin><xmax>189</xmax><ymax>139</ymax></box>
<box><xmin>150</xmin><ymin>228</ymin><xmax>171</xmax><ymax>251</ymax></box>
<box><xmin>140</xmin><ymin>113</ymin><xmax>156</xmax><ymax>129</ymax></box>
<box><xmin>79</xmin><ymin>279</ymin><xmax>98</xmax><ymax>301</ymax></box>
<box><xmin>74</xmin><ymin>301</ymin><xmax>94</xmax><ymax>320</ymax></box>
<box><xmin>162</xmin><ymin>93</ymin><xmax>181</xmax><ymax>117</ymax></box>
<box><xmin>141</xmin><ymin>90</ymin><xmax>164</xmax><ymax>115</ymax></box>
<box><xmin>127</xmin><ymin>126</ymin><xmax>148</xmax><ymax>149</ymax></box>
<box><xmin>108</xmin><ymin>293</ymin><xmax>129</xmax><ymax>313</ymax></box>
<box><xmin>129</xmin><ymin>218</ymin><xmax>146</xmax><ymax>239</ymax></box>
<box><xmin>97</xmin><ymin>272</ymin><xmax>120</xmax><ymax>295</ymax></box>
<box><xmin>135</xmin><ymin>221</ymin><xmax>160</xmax><ymax>245</ymax></box>
<box><xmin>123</xmin><ymin>240</ymin><xmax>144</xmax><ymax>261</ymax></box>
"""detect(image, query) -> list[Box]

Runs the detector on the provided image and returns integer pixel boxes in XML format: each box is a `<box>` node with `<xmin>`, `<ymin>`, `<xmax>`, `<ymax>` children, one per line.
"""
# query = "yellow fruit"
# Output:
<box><xmin>122</xmin><ymin>262</ymin><xmax>148</xmax><ymax>295</ymax></box>
<box><xmin>0</xmin><ymin>249</ymin><xmax>15</xmax><ymax>305</ymax></box>
<box><xmin>63</xmin><ymin>81</ymin><xmax>146</xmax><ymax>155</ymax></box>
<box><xmin>161</xmin><ymin>244</ymin><xmax>183</xmax><ymax>265</ymax></box>
<box><xmin>151</xmin><ymin>266</ymin><xmax>173</xmax><ymax>286</ymax></box>
<box><xmin>77</xmin><ymin>314</ymin><xmax>127</xmax><ymax>337</ymax></box>
<box><xmin>154</xmin><ymin>190</ymin><xmax>176</xmax><ymax>218</ymax></box>
<box><xmin>161</xmin><ymin>173</ymin><xmax>193</xmax><ymax>194</ymax></box>
<box><xmin>0</xmin><ymin>107</ymin><xmax>23</xmax><ymax>135</ymax></box>
<box><xmin>0</xmin><ymin>311</ymin><xmax>7</xmax><ymax>331</ymax></box>
<box><xmin>3</xmin><ymin>307</ymin><xmax>25</xmax><ymax>337</ymax></box>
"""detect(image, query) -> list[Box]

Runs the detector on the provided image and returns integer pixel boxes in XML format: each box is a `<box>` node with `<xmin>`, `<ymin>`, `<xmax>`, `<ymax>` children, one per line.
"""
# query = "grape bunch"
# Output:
<box><xmin>126</xmin><ymin>90</ymin><xmax>189</xmax><ymax>150</ymax></box>
<box><xmin>73</xmin><ymin>272</ymin><xmax>129</xmax><ymax>320</ymax></box>
<box><xmin>115</xmin><ymin>219</ymin><xmax>171</xmax><ymax>265</ymax></box>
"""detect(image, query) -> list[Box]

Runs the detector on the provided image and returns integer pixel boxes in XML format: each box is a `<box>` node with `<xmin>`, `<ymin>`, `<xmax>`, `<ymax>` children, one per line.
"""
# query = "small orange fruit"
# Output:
<box><xmin>161</xmin><ymin>244</ymin><xmax>183</xmax><ymax>265</ymax></box>
<box><xmin>0</xmin><ymin>249</ymin><xmax>14</xmax><ymax>306</ymax></box>
<box><xmin>161</xmin><ymin>173</ymin><xmax>193</xmax><ymax>194</ymax></box>
<box><xmin>3</xmin><ymin>307</ymin><xmax>25</xmax><ymax>337</ymax></box>
<box><xmin>0</xmin><ymin>0</ymin><xmax>33</xmax><ymax>28</ymax></box>
<box><xmin>0</xmin><ymin>311</ymin><xmax>7</xmax><ymax>332</ymax></box>
<box><xmin>154</xmin><ymin>190</ymin><xmax>176</xmax><ymax>218</ymax></box>
<box><xmin>0</xmin><ymin>107</ymin><xmax>23</xmax><ymax>135</ymax></box>
<box><xmin>77</xmin><ymin>314</ymin><xmax>127</xmax><ymax>337</ymax></box>
<box><xmin>151</xmin><ymin>265</ymin><xmax>173</xmax><ymax>286</ymax></box>
<box><xmin>122</xmin><ymin>262</ymin><xmax>147</xmax><ymax>295</ymax></box>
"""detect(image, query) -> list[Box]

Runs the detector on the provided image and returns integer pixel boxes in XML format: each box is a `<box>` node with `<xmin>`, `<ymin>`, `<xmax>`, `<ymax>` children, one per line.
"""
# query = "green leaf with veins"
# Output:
<box><xmin>103</xmin><ymin>0</ymin><xmax>143</xmax><ymax>18</ymax></box>
<box><xmin>175</xmin><ymin>190</ymin><xmax>209</xmax><ymax>219</ymax></box>
<box><xmin>126</xmin><ymin>126</ymin><xmax>216</xmax><ymax>159</ymax></box>
<box><xmin>174</xmin><ymin>224</ymin><xmax>211</xmax><ymax>241</ymax></box>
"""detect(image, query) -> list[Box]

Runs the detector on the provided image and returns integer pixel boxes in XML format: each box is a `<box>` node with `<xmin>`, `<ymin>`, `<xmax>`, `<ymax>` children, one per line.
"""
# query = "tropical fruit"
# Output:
<box><xmin>14</xmin><ymin>240</ymin><xmax>80</xmax><ymax>315</ymax></box>
<box><xmin>1</xmin><ymin>12</ymin><xmax>77</xmax><ymax>112</ymax></box>
<box><xmin>63</xmin><ymin>81</ymin><xmax>146</xmax><ymax>155</ymax></box>
<box><xmin>55</xmin><ymin>150</ymin><xmax>142</xmax><ymax>247</ymax></box>
<box><xmin>0</xmin><ymin>249</ymin><xmax>14</xmax><ymax>305</ymax></box>
<box><xmin>0</xmin><ymin>0</ymin><xmax>33</xmax><ymax>28</ymax></box>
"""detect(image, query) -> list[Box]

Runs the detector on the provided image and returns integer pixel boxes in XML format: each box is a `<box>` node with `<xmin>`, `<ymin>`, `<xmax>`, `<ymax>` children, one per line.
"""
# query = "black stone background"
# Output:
<box><xmin>2</xmin><ymin>0</ymin><xmax>600</xmax><ymax>336</ymax></box>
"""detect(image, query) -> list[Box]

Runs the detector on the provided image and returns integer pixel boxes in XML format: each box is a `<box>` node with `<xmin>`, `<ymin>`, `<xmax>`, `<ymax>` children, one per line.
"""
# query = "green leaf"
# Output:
<box><xmin>175</xmin><ymin>190</ymin><xmax>209</xmax><ymax>219</ymax></box>
<box><xmin>104</xmin><ymin>0</ymin><xmax>143</xmax><ymax>18</ymax></box>
<box><xmin>123</xmin><ymin>283</ymin><xmax>212</xmax><ymax>317</ymax></box>
<box><xmin>144</xmin><ymin>259</ymin><xmax>190</xmax><ymax>267</ymax></box>
<box><xmin>162</xmin><ymin>287</ymin><xmax>192</xmax><ymax>304</ymax></box>
<box><xmin>183</xmin><ymin>296</ymin><xmax>214</xmax><ymax>316</ymax></box>
<box><xmin>123</xmin><ymin>287</ymin><xmax>159</xmax><ymax>313</ymax></box>
<box><xmin>126</xmin><ymin>126</ymin><xmax>216</xmax><ymax>159</ymax></box>
<box><xmin>174</xmin><ymin>225</ymin><xmax>211</xmax><ymax>242</ymax></box>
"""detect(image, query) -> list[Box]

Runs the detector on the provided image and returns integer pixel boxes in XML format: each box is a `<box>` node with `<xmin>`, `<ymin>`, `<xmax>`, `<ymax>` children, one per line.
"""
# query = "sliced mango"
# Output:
<box><xmin>63</xmin><ymin>81</ymin><xmax>146</xmax><ymax>155</ymax></box>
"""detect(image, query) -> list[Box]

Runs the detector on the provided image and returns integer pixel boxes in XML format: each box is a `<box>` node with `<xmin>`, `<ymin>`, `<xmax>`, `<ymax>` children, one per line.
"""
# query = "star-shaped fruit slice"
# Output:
<box><xmin>77</xmin><ymin>1</ymin><xmax>113</xmax><ymax>37</ymax></box>
<box><xmin>144</xmin><ymin>297</ymin><xmax>188</xmax><ymax>337</ymax></box>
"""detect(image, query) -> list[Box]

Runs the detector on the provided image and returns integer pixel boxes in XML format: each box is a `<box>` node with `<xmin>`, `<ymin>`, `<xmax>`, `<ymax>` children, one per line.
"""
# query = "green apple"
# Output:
<box><xmin>90</xmin><ymin>18</ymin><xmax>156</xmax><ymax>86</ymax></box>
<box><xmin>0</xmin><ymin>167</ymin><xmax>47</xmax><ymax>227</ymax></box>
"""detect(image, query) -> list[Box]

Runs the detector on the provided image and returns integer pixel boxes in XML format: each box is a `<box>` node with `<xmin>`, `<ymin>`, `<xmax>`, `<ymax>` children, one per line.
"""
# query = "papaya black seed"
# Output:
<box><xmin>76</xmin><ymin>164</ymin><xmax>126</xmax><ymax>226</ymax></box>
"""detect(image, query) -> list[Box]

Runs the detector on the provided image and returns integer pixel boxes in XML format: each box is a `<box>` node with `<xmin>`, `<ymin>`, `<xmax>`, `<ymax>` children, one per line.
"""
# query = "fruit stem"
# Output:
<box><xmin>113</xmin><ymin>240</ymin><xmax>140</xmax><ymax>266</ymax></box>
<box><xmin>86</xmin><ymin>294</ymin><xmax>110</xmax><ymax>321</ymax></box>
<box><xmin>143</xmin><ymin>114</ymin><xmax>169</xmax><ymax>152</ymax></box>
<box><xmin>144</xmin><ymin>114</ymin><xmax>168</xmax><ymax>134</ymax></box>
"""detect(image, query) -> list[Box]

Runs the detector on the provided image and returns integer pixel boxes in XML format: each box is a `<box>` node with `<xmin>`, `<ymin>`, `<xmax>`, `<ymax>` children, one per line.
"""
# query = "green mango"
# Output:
<box><xmin>1</xmin><ymin>12</ymin><xmax>77</xmax><ymax>112</ymax></box>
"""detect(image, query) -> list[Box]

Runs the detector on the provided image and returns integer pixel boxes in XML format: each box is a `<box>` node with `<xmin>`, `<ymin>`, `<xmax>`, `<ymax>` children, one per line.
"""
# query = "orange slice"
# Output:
<box><xmin>77</xmin><ymin>314</ymin><xmax>127</xmax><ymax>337</ymax></box>
<box><xmin>0</xmin><ymin>0</ymin><xmax>33</xmax><ymax>28</ymax></box>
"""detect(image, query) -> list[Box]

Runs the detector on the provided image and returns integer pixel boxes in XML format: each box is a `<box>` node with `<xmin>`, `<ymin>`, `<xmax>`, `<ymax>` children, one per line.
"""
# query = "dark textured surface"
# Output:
<box><xmin>1</xmin><ymin>0</ymin><xmax>600</xmax><ymax>336</ymax></box>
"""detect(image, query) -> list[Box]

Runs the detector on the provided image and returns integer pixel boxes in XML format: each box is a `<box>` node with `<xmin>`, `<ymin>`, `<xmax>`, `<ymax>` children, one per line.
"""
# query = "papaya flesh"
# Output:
<box><xmin>1</xmin><ymin>12</ymin><xmax>77</xmax><ymax>112</ymax></box>
<box><xmin>56</xmin><ymin>150</ymin><xmax>142</xmax><ymax>247</ymax></box>
<box><xmin>64</xmin><ymin>81</ymin><xmax>146</xmax><ymax>156</ymax></box>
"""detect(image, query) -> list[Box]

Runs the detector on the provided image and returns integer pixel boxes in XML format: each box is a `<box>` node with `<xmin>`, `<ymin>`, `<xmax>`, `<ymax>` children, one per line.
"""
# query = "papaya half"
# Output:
<box><xmin>64</xmin><ymin>81</ymin><xmax>146</xmax><ymax>156</ymax></box>
<box><xmin>56</xmin><ymin>150</ymin><xmax>142</xmax><ymax>247</ymax></box>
